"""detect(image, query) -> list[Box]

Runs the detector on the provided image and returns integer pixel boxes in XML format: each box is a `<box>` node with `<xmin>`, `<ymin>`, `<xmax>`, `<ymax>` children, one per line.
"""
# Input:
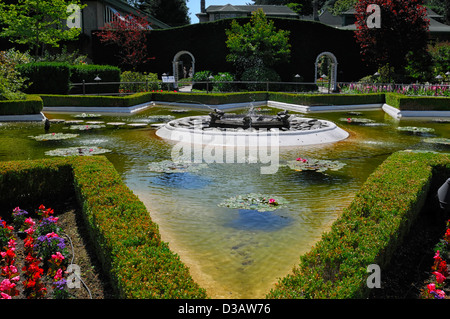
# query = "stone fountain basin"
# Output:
<box><xmin>156</xmin><ymin>115</ymin><xmax>349</xmax><ymax>147</ymax></box>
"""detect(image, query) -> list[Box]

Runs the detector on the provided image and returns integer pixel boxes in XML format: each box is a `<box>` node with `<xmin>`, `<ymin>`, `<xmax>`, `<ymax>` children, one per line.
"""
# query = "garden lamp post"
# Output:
<box><xmin>294</xmin><ymin>74</ymin><xmax>301</xmax><ymax>93</ymax></box>
<box><xmin>94</xmin><ymin>75</ymin><xmax>101</xmax><ymax>95</ymax></box>
<box><xmin>207</xmin><ymin>75</ymin><xmax>214</xmax><ymax>94</ymax></box>
<box><xmin>438</xmin><ymin>178</ymin><xmax>450</xmax><ymax>211</ymax></box>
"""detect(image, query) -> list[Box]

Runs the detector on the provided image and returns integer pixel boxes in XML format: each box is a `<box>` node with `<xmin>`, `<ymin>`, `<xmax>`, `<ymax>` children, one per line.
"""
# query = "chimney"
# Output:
<box><xmin>201</xmin><ymin>0</ymin><xmax>206</xmax><ymax>13</ymax></box>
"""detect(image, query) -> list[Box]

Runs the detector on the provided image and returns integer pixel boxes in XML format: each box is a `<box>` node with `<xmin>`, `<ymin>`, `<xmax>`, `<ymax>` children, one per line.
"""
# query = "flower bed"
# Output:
<box><xmin>0</xmin><ymin>204</ymin><xmax>109</xmax><ymax>299</ymax></box>
<box><xmin>0</xmin><ymin>157</ymin><xmax>207</xmax><ymax>299</ymax></box>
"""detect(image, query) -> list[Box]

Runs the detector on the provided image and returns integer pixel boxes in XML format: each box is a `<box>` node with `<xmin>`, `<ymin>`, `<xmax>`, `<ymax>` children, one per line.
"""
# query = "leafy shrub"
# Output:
<box><xmin>119</xmin><ymin>71</ymin><xmax>160</xmax><ymax>93</ymax></box>
<box><xmin>241</xmin><ymin>66</ymin><xmax>281</xmax><ymax>91</ymax></box>
<box><xmin>0</xmin><ymin>50</ymin><xmax>30</xmax><ymax>100</ymax></box>
<box><xmin>212</xmin><ymin>72</ymin><xmax>235</xmax><ymax>92</ymax></box>
<box><xmin>192</xmin><ymin>70</ymin><xmax>213</xmax><ymax>91</ymax></box>
<box><xmin>17</xmin><ymin>62</ymin><xmax>71</xmax><ymax>95</ymax></box>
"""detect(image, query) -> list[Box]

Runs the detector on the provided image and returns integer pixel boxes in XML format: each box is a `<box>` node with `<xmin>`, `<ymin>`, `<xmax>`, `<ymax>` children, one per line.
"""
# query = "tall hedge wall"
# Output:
<box><xmin>92</xmin><ymin>18</ymin><xmax>372</xmax><ymax>82</ymax></box>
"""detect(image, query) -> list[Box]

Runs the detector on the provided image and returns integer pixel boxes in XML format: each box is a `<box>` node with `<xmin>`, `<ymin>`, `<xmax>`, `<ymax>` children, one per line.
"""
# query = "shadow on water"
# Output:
<box><xmin>226</xmin><ymin>209</ymin><xmax>293</xmax><ymax>232</ymax></box>
<box><xmin>148</xmin><ymin>172</ymin><xmax>212</xmax><ymax>189</ymax></box>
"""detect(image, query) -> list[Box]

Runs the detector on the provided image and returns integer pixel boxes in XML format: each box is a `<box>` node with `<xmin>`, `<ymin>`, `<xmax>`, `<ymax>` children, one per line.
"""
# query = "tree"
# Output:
<box><xmin>225</xmin><ymin>9</ymin><xmax>291</xmax><ymax>77</ymax></box>
<box><xmin>95</xmin><ymin>13</ymin><xmax>152</xmax><ymax>70</ymax></box>
<box><xmin>134</xmin><ymin>0</ymin><xmax>190</xmax><ymax>26</ymax></box>
<box><xmin>354</xmin><ymin>0</ymin><xmax>430</xmax><ymax>76</ymax></box>
<box><xmin>0</xmin><ymin>0</ymin><xmax>85</xmax><ymax>56</ymax></box>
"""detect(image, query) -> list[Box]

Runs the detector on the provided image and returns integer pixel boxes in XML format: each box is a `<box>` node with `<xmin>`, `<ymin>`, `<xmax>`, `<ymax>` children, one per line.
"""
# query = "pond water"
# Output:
<box><xmin>0</xmin><ymin>105</ymin><xmax>449</xmax><ymax>298</ymax></box>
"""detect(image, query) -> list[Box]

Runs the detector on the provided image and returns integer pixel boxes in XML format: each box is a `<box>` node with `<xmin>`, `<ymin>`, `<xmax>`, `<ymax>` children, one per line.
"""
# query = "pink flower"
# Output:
<box><xmin>435</xmin><ymin>289</ymin><xmax>446</xmax><ymax>299</ymax></box>
<box><xmin>433</xmin><ymin>271</ymin><xmax>446</xmax><ymax>284</ymax></box>
<box><xmin>0</xmin><ymin>292</ymin><xmax>11</xmax><ymax>299</ymax></box>
<box><xmin>25</xmin><ymin>227</ymin><xmax>34</xmax><ymax>235</ymax></box>
<box><xmin>0</xmin><ymin>279</ymin><xmax>15</xmax><ymax>292</ymax></box>
<box><xmin>434</xmin><ymin>251</ymin><xmax>440</xmax><ymax>259</ymax></box>
<box><xmin>7</xmin><ymin>239</ymin><xmax>16</xmax><ymax>250</ymax></box>
<box><xmin>24</xmin><ymin>217</ymin><xmax>35</xmax><ymax>226</ymax></box>
<box><xmin>46</xmin><ymin>232</ymin><xmax>59</xmax><ymax>238</ymax></box>
<box><xmin>269</xmin><ymin>199</ymin><xmax>277</xmax><ymax>204</ymax></box>
<box><xmin>427</xmin><ymin>283</ymin><xmax>436</xmax><ymax>292</ymax></box>
<box><xmin>51</xmin><ymin>252</ymin><xmax>65</xmax><ymax>262</ymax></box>
<box><xmin>54</xmin><ymin>268</ymin><xmax>63</xmax><ymax>281</ymax></box>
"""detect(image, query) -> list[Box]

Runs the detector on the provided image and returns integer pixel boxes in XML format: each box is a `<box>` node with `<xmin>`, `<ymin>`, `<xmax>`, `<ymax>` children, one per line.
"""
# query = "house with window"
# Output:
<box><xmin>196</xmin><ymin>2</ymin><xmax>299</xmax><ymax>23</ymax></box>
<box><xmin>78</xmin><ymin>0</ymin><xmax>169</xmax><ymax>56</ymax></box>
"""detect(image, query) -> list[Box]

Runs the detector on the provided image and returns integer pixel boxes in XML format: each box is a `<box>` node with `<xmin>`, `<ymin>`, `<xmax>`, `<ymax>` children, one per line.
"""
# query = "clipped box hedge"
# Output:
<box><xmin>267</xmin><ymin>151</ymin><xmax>450</xmax><ymax>299</ymax></box>
<box><xmin>152</xmin><ymin>91</ymin><xmax>269</xmax><ymax>105</ymax></box>
<box><xmin>268</xmin><ymin>92</ymin><xmax>386</xmax><ymax>106</ymax></box>
<box><xmin>385</xmin><ymin>93</ymin><xmax>450</xmax><ymax>111</ymax></box>
<box><xmin>40</xmin><ymin>92</ymin><xmax>153</xmax><ymax>108</ymax></box>
<box><xmin>0</xmin><ymin>157</ymin><xmax>207</xmax><ymax>299</ymax></box>
<box><xmin>0</xmin><ymin>94</ymin><xmax>43</xmax><ymax>115</ymax></box>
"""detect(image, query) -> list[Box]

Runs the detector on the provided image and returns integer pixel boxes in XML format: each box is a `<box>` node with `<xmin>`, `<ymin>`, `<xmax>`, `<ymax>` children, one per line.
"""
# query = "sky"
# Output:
<box><xmin>187</xmin><ymin>0</ymin><xmax>253</xmax><ymax>24</ymax></box>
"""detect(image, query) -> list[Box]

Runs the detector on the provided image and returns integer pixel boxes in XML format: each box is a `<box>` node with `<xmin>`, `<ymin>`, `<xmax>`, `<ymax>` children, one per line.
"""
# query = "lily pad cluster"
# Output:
<box><xmin>148</xmin><ymin>160</ymin><xmax>208</xmax><ymax>173</ymax></box>
<box><xmin>44</xmin><ymin>146</ymin><xmax>111</xmax><ymax>157</ymax></box>
<box><xmin>423</xmin><ymin>138</ymin><xmax>450</xmax><ymax>146</ymax></box>
<box><xmin>73</xmin><ymin>113</ymin><xmax>102</xmax><ymax>118</ymax></box>
<box><xmin>69</xmin><ymin>124</ymin><xmax>106</xmax><ymax>131</ymax></box>
<box><xmin>340</xmin><ymin>117</ymin><xmax>376</xmax><ymax>125</ymax></box>
<box><xmin>218</xmin><ymin>193</ymin><xmax>289</xmax><ymax>212</ymax></box>
<box><xmin>29</xmin><ymin>133</ymin><xmax>79</xmax><ymax>141</ymax></box>
<box><xmin>397</xmin><ymin>126</ymin><xmax>435</xmax><ymax>134</ymax></box>
<box><xmin>286</xmin><ymin>157</ymin><xmax>346</xmax><ymax>173</ymax></box>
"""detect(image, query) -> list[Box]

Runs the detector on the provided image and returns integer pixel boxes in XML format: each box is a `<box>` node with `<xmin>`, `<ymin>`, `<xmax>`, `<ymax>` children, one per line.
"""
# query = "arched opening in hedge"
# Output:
<box><xmin>172</xmin><ymin>51</ymin><xmax>195</xmax><ymax>87</ymax></box>
<box><xmin>314</xmin><ymin>52</ymin><xmax>338</xmax><ymax>92</ymax></box>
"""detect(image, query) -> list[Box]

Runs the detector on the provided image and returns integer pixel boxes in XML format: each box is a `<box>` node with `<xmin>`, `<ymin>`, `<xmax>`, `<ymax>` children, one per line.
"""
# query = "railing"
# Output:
<box><xmin>69</xmin><ymin>80</ymin><xmax>450</xmax><ymax>97</ymax></box>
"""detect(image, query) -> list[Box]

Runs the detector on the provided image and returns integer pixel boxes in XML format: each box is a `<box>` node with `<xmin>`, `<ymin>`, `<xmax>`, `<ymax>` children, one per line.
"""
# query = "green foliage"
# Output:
<box><xmin>39</xmin><ymin>92</ymin><xmax>153</xmax><ymax>108</ymax></box>
<box><xmin>385</xmin><ymin>93</ymin><xmax>450</xmax><ymax>111</ymax></box>
<box><xmin>0</xmin><ymin>0</ymin><xmax>85</xmax><ymax>56</ymax></box>
<box><xmin>17</xmin><ymin>62</ymin><xmax>71</xmax><ymax>95</ymax></box>
<box><xmin>0</xmin><ymin>50</ymin><xmax>29</xmax><ymax>100</ymax></box>
<box><xmin>120</xmin><ymin>71</ymin><xmax>161</xmax><ymax>93</ymax></box>
<box><xmin>225</xmin><ymin>9</ymin><xmax>291</xmax><ymax>75</ymax></box>
<box><xmin>428</xmin><ymin>41</ymin><xmax>450</xmax><ymax>78</ymax></box>
<box><xmin>267</xmin><ymin>151</ymin><xmax>450</xmax><ymax>299</ymax></box>
<box><xmin>0</xmin><ymin>157</ymin><xmax>207</xmax><ymax>299</ymax></box>
<box><xmin>0</xmin><ymin>94</ymin><xmax>43</xmax><ymax>115</ymax></box>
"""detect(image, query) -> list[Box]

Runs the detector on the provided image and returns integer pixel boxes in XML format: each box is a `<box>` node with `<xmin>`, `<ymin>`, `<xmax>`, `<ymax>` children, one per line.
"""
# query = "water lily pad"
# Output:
<box><xmin>69</xmin><ymin>124</ymin><xmax>106</xmax><ymax>131</ymax></box>
<box><xmin>423</xmin><ymin>138</ymin><xmax>450</xmax><ymax>146</ymax></box>
<box><xmin>73</xmin><ymin>113</ymin><xmax>102</xmax><ymax>118</ymax></box>
<box><xmin>148</xmin><ymin>160</ymin><xmax>208</xmax><ymax>173</ymax></box>
<box><xmin>218</xmin><ymin>193</ymin><xmax>289</xmax><ymax>212</ymax></box>
<box><xmin>45</xmin><ymin>146</ymin><xmax>111</xmax><ymax>157</ymax></box>
<box><xmin>141</xmin><ymin>115</ymin><xmax>176</xmax><ymax>123</ymax></box>
<box><xmin>29</xmin><ymin>133</ymin><xmax>79</xmax><ymax>141</ymax></box>
<box><xmin>397</xmin><ymin>126</ymin><xmax>435</xmax><ymax>134</ymax></box>
<box><xmin>340</xmin><ymin>117</ymin><xmax>376</xmax><ymax>125</ymax></box>
<box><xmin>286</xmin><ymin>158</ymin><xmax>346</xmax><ymax>173</ymax></box>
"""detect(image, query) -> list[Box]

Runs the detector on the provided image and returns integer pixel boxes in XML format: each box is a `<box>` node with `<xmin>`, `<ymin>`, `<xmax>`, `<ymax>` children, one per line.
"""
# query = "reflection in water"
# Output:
<box><xmin>148</xmin><ymin>172</ymin><xmax>212</xmax><ymax>189</ymax></box>
<box><xmin>0</xmin><ymin>107</ymin><xmax>449</xmax><ymax>298</ymax></box>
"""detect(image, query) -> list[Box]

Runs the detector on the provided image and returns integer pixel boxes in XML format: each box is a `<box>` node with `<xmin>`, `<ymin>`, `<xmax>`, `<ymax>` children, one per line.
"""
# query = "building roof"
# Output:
<box><xmin>102</xmin><ymin>0</ymin><xmax>170</xmax><ymax>29</ymax></box>
<box><xmin>205</xmin><ymin>4</ymin><xmax>299</xmax><ymax>18</ymax></box>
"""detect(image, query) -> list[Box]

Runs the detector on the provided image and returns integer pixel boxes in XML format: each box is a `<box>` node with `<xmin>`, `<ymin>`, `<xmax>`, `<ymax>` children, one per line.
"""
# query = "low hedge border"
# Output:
<box><xmin>385</xmin><ymin>93</ymin><xmax>450</xmax><ymax>111</ymax></box>
<box><xmin>267</xmin><ymin>151</ymin><xmax>450</xmax><ymax>299</ymax></box>
<box><xmin>0</xmin><ymin>95</ymin><xmax>43</xmax><ymax>115</ymax></box>
<box><xmin>268</xmin><ymin>92</ymin><xmax>386</xmax><ymax>106</ymax></box>
<box><xmin>39</xmin><ymin>92</ymin><xmax>153</xmax><ymax>108</ymax></box>
<box><xmin>0</xmin><ymin>156</ymin><xmax>207</xmax><ymax>299</ymax></box>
